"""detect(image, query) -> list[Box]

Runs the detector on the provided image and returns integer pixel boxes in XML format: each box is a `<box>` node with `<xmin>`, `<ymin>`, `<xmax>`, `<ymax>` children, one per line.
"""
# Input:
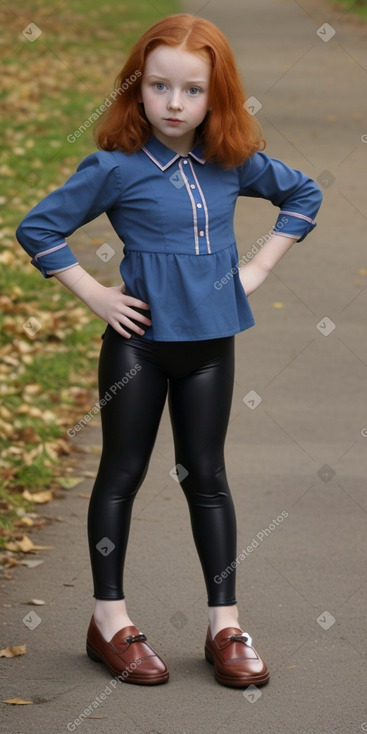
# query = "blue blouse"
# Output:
<box><xmin>16</xmin><ymin>134</ymin><xmax>322</xmax><ymax>341</ymax></box>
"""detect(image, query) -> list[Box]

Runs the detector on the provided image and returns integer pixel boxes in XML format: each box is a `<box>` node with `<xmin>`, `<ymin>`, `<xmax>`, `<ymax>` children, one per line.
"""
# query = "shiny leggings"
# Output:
<box><xmin>87</xmin><ymin>324</ymin><xmax>237</xmax><ymax>606</ymax></box>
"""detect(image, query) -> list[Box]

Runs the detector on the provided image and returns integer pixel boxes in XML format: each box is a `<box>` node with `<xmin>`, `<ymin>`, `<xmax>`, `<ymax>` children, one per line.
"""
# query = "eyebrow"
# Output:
<box><xmin>145</xmin><ymin>75</ymin><xmax>208</xmax><ymax>84</ymax></box>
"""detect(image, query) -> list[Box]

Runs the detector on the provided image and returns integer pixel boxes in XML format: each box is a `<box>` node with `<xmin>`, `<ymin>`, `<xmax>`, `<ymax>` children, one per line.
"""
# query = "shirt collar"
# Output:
<box><xmin>141</xmin><ymin>134</ymin><xmax>206</xmax><ymax>171</ymax></box>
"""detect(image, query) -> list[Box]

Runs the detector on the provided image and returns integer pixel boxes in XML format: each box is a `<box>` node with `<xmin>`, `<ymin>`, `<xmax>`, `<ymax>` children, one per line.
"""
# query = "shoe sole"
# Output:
<box><xmin>86</xmin><ymin>639</ymin><xmax>169</xmax><ymax>685</ymax></box>
<box><xmin>205</xmin><ymin>646</ymin><xmax>270</xmax><ymax>688</ymax></box>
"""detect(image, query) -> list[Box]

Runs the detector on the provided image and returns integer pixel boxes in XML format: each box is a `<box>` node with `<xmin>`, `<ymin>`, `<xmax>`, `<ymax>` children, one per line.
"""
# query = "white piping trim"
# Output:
<box><xmin>46</xmin><ymin>262</ymin><xmax>80</xmax><ymax>274</ymax></box>
<box><xmin>189</xmin><ymin>151</ymin><xmax>206</xmax><ymax>164</ymax></box>
<box><xmin>280</xmin><ymin>210</ymin><xmax>314</xmax><ymax>224</ymax></box>
<box><xmin>141</xmin><ymin>146</ymin><xmax>179</xmax><ymax>171</ymax></box>
<box><xmin>273</xmin><ymin>232</ymin><xmax>300</xmax><ymax>238</ymax></box>
<box><xmin>179</xmin><ymin>159</ymin><xmax>199</xmax><ymax>255</ymax></box>
<box><xmin>189</xmin><ymin>161</ymin><xmax>211</xmax><ymax>253</ymax></box>
<box><xmin>33</xmin><ymin>242</ymin><xmax>69</xmax><ymax>260</ymax></box>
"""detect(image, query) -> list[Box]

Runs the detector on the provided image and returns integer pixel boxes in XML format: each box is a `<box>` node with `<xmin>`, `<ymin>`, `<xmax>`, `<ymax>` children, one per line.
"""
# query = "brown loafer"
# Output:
<box><xmin>86</xmin><ymin>616</ymin><xmax>169</xmax><ymax>685</ymax></box>
<box><xmin>205</xmin><ymin>626</ymin><xmax>270</xmax><ymax>688</ymax></box>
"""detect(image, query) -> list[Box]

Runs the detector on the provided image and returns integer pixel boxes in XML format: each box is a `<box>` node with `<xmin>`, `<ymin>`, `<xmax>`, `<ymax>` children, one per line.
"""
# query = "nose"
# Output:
<box><xmin>168</xmin><ymin>89</ymin><xmax>183</xmax><ymax>111</ymax></box>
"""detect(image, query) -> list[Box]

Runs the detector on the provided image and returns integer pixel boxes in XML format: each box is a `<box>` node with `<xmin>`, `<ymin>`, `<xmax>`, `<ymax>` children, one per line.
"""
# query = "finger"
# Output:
<box><xmin>118</xmin><ymin>315</ymin><xmax>148</xmax><ymax>336</ymax></box>
<box><xmin>111</xmin><ymin>320</ymin><xmax>132</xmax><ymax>339</ymax></box>
<box><xmin>122</xmin><ymin>307</ymin><xmax>152</xmax><ymax>326</ymax></box>
<box><xmin>122</xmin><ymin>296</ymin><xmax>151</xmax><ymax>310</ymax></box>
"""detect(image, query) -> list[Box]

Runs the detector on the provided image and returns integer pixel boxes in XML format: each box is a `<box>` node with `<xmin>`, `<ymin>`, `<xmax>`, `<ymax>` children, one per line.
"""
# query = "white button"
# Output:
<box><xmin>199</xmin><ymin>231</ymin><xmax>204</xmax><ymax>236</ymax></box>
<box><xmin>183</xmin><ymin>160</ymin><xmax>188</xmax><ymax>164</ymax></box>
<box><xmin>197</xmin><ymin>203</ymin><xmax>202</xmax><ymax>208</ymax></box>
<box><xmin>191</xmin><ymin>184</ymin><xmax>196</xmax><ymax>189</ymax></box>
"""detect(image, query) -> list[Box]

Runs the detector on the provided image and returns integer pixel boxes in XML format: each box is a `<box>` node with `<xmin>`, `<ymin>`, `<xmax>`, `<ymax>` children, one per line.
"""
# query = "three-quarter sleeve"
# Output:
<box><xmin>16</xmin><ymin>151</ymin><xmax>122</xmax><ymax>277</ymax></box>
<box><xmin>238</xmin><ymin>152</ymin><xmax>323</xmax><ymax>242</ymax></box>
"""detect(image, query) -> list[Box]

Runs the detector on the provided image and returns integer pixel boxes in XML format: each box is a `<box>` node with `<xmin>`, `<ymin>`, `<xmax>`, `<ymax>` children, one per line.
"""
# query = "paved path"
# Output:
<box><xmin>2</xmin><ymin>1</ymin><xmax>367</xmax><ymax>732</ymax></box>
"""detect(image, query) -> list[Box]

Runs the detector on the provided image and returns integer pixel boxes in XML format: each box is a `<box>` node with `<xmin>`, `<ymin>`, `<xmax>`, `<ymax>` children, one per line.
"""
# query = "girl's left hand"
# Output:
<box><xmin>239</xmin><ymin>233</ymin><xmax>298</xmax><ymax>296</ymax></box>
<box><xmin>239</xmin><ymin>263</ymin><xmax>269</xmax><ymax>296</ymax></box>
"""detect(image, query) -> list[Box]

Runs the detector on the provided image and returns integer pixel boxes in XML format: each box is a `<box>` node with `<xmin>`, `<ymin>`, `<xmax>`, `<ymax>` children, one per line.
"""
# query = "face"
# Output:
<box><xmin>140</xmin><ymin>44</ymin><xmax>211</xmax><ymax>154</ymax></box>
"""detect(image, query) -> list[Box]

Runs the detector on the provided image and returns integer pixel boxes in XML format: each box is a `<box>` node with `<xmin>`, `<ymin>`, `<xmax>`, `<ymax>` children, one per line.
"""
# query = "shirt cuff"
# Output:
<box><xmin>273</xmin><ymin>210</ymin><xmax>317</xmax><ymax>242</ymax></box>
<box><xmin>30</xmin><ymin>242</ymin><xmax>79</xmax><ymax>278</ymax></box>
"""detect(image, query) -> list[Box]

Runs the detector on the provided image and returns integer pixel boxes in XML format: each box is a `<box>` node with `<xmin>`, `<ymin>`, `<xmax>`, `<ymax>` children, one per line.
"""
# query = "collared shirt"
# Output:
<box><xmin>16</xmin><ymin>134</ymin><xmax>322</xmax><ymax>341</ymax></box>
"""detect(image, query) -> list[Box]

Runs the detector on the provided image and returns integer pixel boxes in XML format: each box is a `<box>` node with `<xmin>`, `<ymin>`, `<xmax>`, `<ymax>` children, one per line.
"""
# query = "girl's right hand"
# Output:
<box><xmin>89</xmin><ymin>283</ymin><xmax>152</xmax><ymax>338</ymax></box>
<box><xmin>53</xmin><ymin>265</ymin><xmax>151</xmax><ymax>339</ymax></box>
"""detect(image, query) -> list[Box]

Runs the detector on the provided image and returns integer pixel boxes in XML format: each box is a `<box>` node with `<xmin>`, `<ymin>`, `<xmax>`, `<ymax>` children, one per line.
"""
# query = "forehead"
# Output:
<box><xmin>144</xmin><ymin>44</ymin><xmax>211</xmax><ymax>80</ymax></box>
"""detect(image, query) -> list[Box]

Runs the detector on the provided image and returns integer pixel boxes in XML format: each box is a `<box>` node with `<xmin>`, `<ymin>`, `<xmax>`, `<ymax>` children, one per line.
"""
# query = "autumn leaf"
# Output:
<box><xmin>24</xmin><ymin>599</ymin><xmax>45</xmax><ymax>605</ymax></box>
<box><xmin>3</xmin><ymin>697</ymin><xmax>33</xmax><ymax>705</ymax></box>
<box><xmin>0</xmin><ymin>645</ymin><xmax>27</xmax><ymax>658</ymax></box>
<box><xmin>16</xmin><ymin>516</ymin><xmax>34</xmax><ymax>527</ymax></box>
<box><xmin>55</xmin><ymin>476</ymin><xmax>84</xmax><ymax>489</ymax></box>
<box><xmin>22</xmin><ymin>489</ymin><xmax>53</xmax><ymax>504</ymax></box>
<box><xmin>19</xmin><ymin>559</ymin><xmax>44</xmax><ymax>568</ymax></box>
<box><xmin>4</xmin><ymin>535</ymin><xmax>54</xmax><ymax>553</ymax></box>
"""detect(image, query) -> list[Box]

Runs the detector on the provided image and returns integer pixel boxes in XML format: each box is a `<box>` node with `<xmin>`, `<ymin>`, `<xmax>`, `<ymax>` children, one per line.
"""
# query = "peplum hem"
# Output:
<box><xmin>120</xmin><ymin>244</ymin><xmax>255</xmax><ymax>342</ymax></box>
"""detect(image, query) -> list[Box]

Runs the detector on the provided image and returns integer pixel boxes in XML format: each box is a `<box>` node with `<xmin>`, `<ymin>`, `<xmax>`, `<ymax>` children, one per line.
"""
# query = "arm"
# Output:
<box><xmin>237</xmin><ymin>153</ymin><xmax>322</xmax><ymax>295</ymax></box>
<box><xmin>238</xmin><ymin>152</ymin><xmax>323</xmax><ymax>243</ymax></box>
<box><xmin>16</xmin><ymin>152</ymin><xmax>151</xmax><ymax>338</ymax></box>
<box><xmin>239</xmin><ymin>233</ymin><xmax>297</xmax><ymax>296</ymax></box>
<box><xmin>54</xmin><ymin>264</ymin><xmax>151</xmax><ymax>339</ymax></box>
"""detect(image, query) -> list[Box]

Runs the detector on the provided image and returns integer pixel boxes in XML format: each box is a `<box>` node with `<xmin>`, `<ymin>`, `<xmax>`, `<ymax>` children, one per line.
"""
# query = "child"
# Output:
<box><xmin>16</xmin><ymin>13</ymin><xmax>322</xmax><ymax>688</ymax></box>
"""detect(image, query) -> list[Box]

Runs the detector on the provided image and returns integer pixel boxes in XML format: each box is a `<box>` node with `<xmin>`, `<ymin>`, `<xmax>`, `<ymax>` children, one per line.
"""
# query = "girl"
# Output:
<box><xmin>16</xmin><ymin>13</ymin><xmax>322</xmax><ymax>688</ymax></box>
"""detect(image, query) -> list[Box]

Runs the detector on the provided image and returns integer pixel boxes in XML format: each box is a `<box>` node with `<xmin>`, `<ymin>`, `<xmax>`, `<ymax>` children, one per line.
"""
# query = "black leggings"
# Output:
<box><xmin>87</xmin><ymin>325</ymin><xmax>237</xmax><ymax>606</ymax></box>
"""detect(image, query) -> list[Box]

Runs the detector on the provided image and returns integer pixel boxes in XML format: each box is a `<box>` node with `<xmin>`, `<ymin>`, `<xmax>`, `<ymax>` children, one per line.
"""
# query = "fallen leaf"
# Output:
<box><xmin>16</xmin><ymin>516</ymin><xmax>34</xmax><ymax>527</ymax></box>
<box><xmin>19</xmin><ymin>559</ymin><xmax>44</xmax><ymax>568</ymax></box>
<box><xmin>3</xmin><ymin>697</ymin><xmax>33</xmax><ymax>705</ymax></box>
<box><xmin>0</xmin><ymin>645</ymin><xmax>26</xmax><ymax>658</ymax></box>
<box><xmin>22</xmin><ymin>489</ymin><xmax>53</xmax><ymax>504</ymax></box>
<box><xmin>272</xmin><ymin>301</ymin><xmax>284</xmax><ymax>309</ymax></box>
<box><xmin>23</xmin><ymin>383</ymin><xmax>42</xmax><ymax>396</ymax></box>
<box><xmin>17</xmin><ymin>427</ymin><xmax>42</xmax><ymax>443</ymax></box>
<box><xmin>24</xmin><ymin>599</ymin><xmax>45</xmax><ymax>605</ymax></box>
<box><xmin>5</xmin><ymin>535</ymin><xmax>53</xmax><ymax>553</ymax></box>
<box><xmin>4</xmin><ymin>558</ymin><xmax>21</xmax><ymax>567</ymax></box>
<box><xmin>56</xmin><ymin>476</ymin><xmax>84</xmax><ymax>489</ymax></box>
<box><xmin>4</xmin><ymin>541</ymin><xmax>19</xmax><ymax>552</ymax></box>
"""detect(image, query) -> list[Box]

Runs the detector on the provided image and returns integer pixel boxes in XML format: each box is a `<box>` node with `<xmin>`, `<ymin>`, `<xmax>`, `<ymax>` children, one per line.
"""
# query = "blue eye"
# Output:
<box><xmin>188</xmin><ymin>87</ymin><xmax>201</xmax><ymax>95</ymax></box>
<box><xmin>154</xmin><ymin>83</ymin><xmax>166</xmax><ymax>91</ymax></box>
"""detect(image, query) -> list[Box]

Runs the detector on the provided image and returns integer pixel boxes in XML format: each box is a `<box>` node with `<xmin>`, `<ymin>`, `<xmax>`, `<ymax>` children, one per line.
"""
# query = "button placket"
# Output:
<box><xmin>178</xmin><ymin>158</ymin><xmax>209</xmax><ymax>254</ymax></box>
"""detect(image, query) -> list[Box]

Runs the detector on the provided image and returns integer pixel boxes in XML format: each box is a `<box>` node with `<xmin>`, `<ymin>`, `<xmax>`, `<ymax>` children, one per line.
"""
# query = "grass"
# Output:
<box><xmin>0</xmin><ymin>0</ymin><xmax>179</xmax><ymax>549</ymax></box>
<box><xmin>323</xmin><ymin>0</ymin><xmax>367</xmax><ymax>18</ymax></box>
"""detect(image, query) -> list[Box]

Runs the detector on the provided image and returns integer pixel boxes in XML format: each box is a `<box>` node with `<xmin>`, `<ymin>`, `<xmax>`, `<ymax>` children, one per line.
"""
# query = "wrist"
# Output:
<box><xmin>54</xmin><ymin>265</ymin><xmax>104</xmax><ymax>302</ymax></box>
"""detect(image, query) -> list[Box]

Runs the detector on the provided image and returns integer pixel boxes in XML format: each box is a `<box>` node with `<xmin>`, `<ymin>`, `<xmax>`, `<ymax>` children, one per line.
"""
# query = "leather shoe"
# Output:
<box><xmin>205</xmin><ymin>626</ymin><xmax>270</xmax><ymax>688</ymax></box>
<box><xmin>86</xmin><ymin>616</ymin><xmax>169</xmax><ymax>685</ymax></box>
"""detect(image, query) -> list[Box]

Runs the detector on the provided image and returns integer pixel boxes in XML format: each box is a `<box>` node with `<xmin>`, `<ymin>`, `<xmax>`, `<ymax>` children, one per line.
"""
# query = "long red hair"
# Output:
<box><xmin>94</xmin><ymin>13</ymin><xmax>265</xmax><ymax>168</ymax></box>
